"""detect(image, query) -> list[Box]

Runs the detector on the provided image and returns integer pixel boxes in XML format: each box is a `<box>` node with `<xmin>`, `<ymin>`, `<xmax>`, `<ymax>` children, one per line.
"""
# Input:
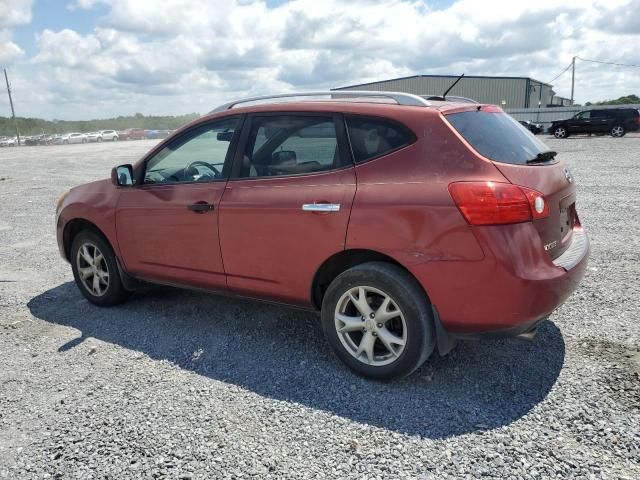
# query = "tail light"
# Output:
<box><xmin>448</xmin><ymin>181</ymin><xmax>549</xmax><ymax>225</ymax></box>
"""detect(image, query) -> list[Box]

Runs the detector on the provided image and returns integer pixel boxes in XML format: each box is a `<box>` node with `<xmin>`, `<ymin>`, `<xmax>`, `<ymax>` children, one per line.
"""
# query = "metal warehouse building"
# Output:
<box><xmin>333</xmin><ymin>75</ymin><xmax>570</xmax><ymax>109</ymax></box>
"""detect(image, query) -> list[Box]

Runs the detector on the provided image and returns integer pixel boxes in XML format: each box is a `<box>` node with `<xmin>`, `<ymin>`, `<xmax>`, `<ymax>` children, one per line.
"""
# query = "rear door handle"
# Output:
<box><xmin>302</xmin><ymin>203</ymin><xmax>341</xmax><ymax>212</ymax></box>
<box><xmin>188</xmin><ymin>202</ymin><xmax>214</xmax><ymax>213</ymax></box>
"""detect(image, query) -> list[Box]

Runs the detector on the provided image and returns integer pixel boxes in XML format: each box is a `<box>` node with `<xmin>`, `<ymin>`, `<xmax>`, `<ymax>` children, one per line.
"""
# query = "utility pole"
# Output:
<box><xmin>570</xmin><ymin>56</ymin><xmax>576</xmax><ymax>106</ymax></box>
<box><xmin>4</xmin><ymin>68</ymin><xmax>21</xmax><ymax>146</ymax></box>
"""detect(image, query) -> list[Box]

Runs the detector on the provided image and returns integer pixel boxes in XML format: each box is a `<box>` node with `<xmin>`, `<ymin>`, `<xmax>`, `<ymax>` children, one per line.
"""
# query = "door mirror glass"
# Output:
<box><xmin>112</xmin><ymin>164</ymin><xmax>134</xmax><ymax>186</ymax></box>
<box><xmin>271</xmin><ymin>150</ymin><xmax>297</xmax><ymax>165</ymax></box>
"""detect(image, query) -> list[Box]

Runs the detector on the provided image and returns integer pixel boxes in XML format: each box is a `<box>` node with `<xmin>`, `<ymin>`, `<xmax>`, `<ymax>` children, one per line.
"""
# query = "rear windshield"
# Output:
<box><xmin>446</xmin><ymin>110</ymin><xmax>551</xmax><ymax>165</ymax></box>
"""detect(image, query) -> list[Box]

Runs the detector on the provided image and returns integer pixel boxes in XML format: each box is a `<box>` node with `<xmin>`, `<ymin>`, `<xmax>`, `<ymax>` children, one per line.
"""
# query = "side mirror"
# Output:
<box><xmin>111</xmin><ymin>164</ymin><xmax>134</xmax><ymax>187</ymax></box>
<box><xmin>271</xmin><ymin>150</ymin><xmax>296</xmax><ymax>165</ymax></box>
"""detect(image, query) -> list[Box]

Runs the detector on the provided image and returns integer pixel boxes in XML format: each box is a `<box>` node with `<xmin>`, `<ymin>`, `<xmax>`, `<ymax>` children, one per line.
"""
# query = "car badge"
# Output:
<box><xmin>564</xmin><ymin>167</ymin><xmax>573</xmax><ymax>184</ymax></box>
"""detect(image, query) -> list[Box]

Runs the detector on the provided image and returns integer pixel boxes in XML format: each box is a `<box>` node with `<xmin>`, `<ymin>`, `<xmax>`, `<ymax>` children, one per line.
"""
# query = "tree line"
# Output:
<box><xmin>0</xmin><ymin>112</ymin><xmax>200</xmax><ymax>137</ymax></box>
<box><xmin>584</xmin><ymin>94</ymin><xmax>640</xmax><ymax>106</ymax></box>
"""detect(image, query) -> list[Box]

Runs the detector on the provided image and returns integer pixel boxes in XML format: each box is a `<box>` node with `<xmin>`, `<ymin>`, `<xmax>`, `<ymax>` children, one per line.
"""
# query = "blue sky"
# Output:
<box><xmin>0</xmin><ymin>0</ymin><xmax>638</xmax><ymax>120</ymax></box>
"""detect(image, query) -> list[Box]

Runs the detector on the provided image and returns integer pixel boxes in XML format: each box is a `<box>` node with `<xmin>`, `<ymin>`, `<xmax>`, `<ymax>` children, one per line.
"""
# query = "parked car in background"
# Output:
<box><xmin>551</xmin><ymin>108</ymin><xmax>640</xmax><ymax>138</ymax></box>
<box><xmin>63</xmin><ymin>133</ymin><xmax>88</xmax><ymax>144</ymax></box>
<box><xmin>24</xmin><ymin>135</ymin><xmax>46</xmax><ymax>146</ymax></box>
<box><xmin>56</xmin><ymin>91</ymin><xmax>589</xmax><ymax>379</ymax></box>
<box><xmin>100</xmin><ymin>130</ymin><xmax>119</xmax><ymax>141</ymax></box>
<box><xmin>118</xmin><ymin>128</ymin><xmax>145</xmax><ymax>140</ymax></box>
<box><xmin>519</xmin><ymin>120</ymin><xmax>543</xmax><ymax>135</ymax></box>
<box><xmin>0</xmin><ymin>137</ymin><xmax>17</xmax><ymax>147</ymax></box>
<box><xmin>86</xmin><ymin>132</ymin><xmax>103</xmax><ymax>143</ymax></box>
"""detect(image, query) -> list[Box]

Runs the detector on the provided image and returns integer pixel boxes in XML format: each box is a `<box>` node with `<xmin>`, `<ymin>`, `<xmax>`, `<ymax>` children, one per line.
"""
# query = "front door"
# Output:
<box><xmin>567</xmin><ymin>110</ymin><xmax>593</xmax><ymax>134</ymax></box>
<box><xmin>116</xmin><ymin>117</ymin><xmax>241</xmax><ymax>290</ymax></box>
<box><xmin>218</xmin><ymin>113</ymin><xmax>356</xmax><ymax>306</ymax></box>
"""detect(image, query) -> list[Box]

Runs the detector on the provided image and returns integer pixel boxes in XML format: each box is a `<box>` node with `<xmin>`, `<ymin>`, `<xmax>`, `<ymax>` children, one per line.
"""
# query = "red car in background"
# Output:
<box><xmin>117</xmin><ymin>128</ymin><xmax>146</xmax><ymax>140</ymax></box>
<box><xmin>55</xmin><ymin>91</ymin><xmax>589</xmax><ymax>379</ymax></box>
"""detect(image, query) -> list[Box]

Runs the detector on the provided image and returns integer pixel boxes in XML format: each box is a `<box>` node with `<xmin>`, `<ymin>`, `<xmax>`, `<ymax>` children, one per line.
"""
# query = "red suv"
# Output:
<box><xmin>55</xmin><ymin>92</ymin><xmax>589</xmax><ymax>379</ymax></box>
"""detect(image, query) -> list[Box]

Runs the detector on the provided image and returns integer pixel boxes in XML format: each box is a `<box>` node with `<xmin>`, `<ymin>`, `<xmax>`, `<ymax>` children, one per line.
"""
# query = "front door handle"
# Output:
<box><xmin>188</xmin><ymin>202</ymin><xmax>214</xmax><ymax>213</ymax></box>
<box><xmin>302</xmin><ymin>203</ymin><xmax>341</xmax><ymax>212</ymax></box>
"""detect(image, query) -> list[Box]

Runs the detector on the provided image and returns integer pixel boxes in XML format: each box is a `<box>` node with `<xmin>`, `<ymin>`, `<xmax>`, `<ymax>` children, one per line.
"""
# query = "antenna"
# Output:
<box><xmin>443</xmin><ymin>73</ymin><xmax>465</xmax><ymax>100</ymax></box>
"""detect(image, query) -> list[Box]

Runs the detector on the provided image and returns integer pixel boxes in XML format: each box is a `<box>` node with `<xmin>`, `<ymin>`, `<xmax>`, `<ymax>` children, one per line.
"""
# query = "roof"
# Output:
<box><xmin>333</xmin><ymin>74</ymin><xmax>553</xmax><ymax>90</ymax></box>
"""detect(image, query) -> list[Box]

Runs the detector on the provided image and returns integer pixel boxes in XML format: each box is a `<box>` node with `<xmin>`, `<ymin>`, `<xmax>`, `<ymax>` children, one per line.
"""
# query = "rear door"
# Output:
<box><xmin>590</xmin><ymin>109</ymin><xmax>611</xmax><ymax>133</ymax></box>
<box><xmin>218</xmin><ymin>113</ymin><xmax>356</xmax><ymax>306</ymax></box>
<box><xmin>116</xmin><ymin>116</ymin><xmax>242</xmax><ymax>290</ymax></box>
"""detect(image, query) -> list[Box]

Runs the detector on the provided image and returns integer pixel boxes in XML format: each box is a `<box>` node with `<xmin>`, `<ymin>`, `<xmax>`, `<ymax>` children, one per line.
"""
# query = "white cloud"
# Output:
<box><xmin>0</xmin><ymin>0</ymin><xmax>33</xmax><ymax>63</ymax></box>
<box><xmin>4</xmin><ymin>0</ymin><xmax>640</xmax><ymax>119</ymax></box>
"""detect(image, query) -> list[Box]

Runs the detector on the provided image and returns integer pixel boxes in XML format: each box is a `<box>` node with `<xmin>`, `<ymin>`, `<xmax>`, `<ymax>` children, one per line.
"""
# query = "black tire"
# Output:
<box><xmin>610</xmin><ymin>124</ymin><xmax>626</xmax><ymax>137</ymax></box>
<box><xmin>70</xmin><ymin>230</ymin><xmax>131</xmax><ymax>307</ymax></box>
<box><xmin>321</xmin><ymin>262</ymin><xmax>435</xmax><ymax>380</ymax></box>
<box><xmin>553</xmin><ymin>126</ymin><xmax>568</xmax><ymax>139</ymax></box>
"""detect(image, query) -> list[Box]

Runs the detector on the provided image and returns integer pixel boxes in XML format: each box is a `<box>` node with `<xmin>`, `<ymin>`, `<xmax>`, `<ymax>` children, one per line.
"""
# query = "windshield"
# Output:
<box><xmin>446</xmin><ymin>110</ymin><xmax>552</xmax><ymax>165</ymax></box>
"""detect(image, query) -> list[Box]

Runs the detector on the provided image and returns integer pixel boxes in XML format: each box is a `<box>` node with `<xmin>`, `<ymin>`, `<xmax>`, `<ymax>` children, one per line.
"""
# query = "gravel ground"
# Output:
<box><xmin>0</xmin><ymin>135</ymin><xmax>639</xmax><ymax>479</ymax></box>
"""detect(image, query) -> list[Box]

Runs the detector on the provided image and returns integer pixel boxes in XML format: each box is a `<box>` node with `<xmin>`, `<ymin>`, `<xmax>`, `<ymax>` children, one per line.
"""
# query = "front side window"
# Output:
<box><xmin>144</xmin><ymin>117</ymin><xmax>239</xmax><ymax>185</ymax></box>
<box><xmin>239</xmin><ymin>116</ymin><xmax>342</xmax><ymax>178</ymax></box>
<box><xmin>346</xmin><ymin>116</ymin><xmax>415</xmax><ymax>163</ymax></box>
<box><xmin>574</xmin><ymin>111</ymin><xmax>591</xmax><ymax>119</ymax></box>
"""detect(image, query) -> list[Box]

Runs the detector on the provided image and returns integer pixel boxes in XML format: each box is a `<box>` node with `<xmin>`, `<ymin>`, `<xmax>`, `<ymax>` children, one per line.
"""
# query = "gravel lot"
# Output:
<box><xmin>1</xmin><ymin>135</ymin><xmax>639</xmax><ymax>479</ymax></box>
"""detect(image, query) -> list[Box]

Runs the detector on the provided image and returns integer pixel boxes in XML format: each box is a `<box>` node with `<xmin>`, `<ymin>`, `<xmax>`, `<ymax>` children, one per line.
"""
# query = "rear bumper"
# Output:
<box><xmin>411</xmin><ymin>224</ymin><xmax>589</xmax><ymax>336</ymax></box>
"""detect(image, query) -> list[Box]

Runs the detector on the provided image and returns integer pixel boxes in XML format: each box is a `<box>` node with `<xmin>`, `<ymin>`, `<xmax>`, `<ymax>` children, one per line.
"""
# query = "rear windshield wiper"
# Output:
<box><xmin>526</xmin><ymin>150</ymin><xmax>557</xmax><ymax>164</ymax></box>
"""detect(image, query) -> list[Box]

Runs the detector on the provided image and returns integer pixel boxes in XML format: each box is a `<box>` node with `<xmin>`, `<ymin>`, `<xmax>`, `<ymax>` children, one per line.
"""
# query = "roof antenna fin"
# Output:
<box><xmin>442</xmin><ymin>73</ymin><xmax>464</xmax><ymax>100</ymax></box>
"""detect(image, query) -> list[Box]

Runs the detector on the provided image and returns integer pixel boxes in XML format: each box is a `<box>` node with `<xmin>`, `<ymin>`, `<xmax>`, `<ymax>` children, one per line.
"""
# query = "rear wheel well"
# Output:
<box><xmin>63</xmin><ymin>219</ymin><xmax>110</xmax><ymax>261</ymax></box>
<box><xmin>311</xmin><ymin>249</ymin><xmax>429</xmax><ymax>310</ymax></box>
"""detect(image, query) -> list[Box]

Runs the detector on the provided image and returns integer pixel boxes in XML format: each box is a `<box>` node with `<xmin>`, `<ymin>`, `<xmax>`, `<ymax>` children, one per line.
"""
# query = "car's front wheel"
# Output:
<box><xmin>321</xmin><ymin>262</ymin><xmax>435</xmax><ymax>380</ymax></box>
<box><xmin>70</xmin><ymin>230</ymin><xmax>131</xmax><ymax>307</ymax></box>
<box><xmin>610</xmin><ymin>125</ymin><xmax>626</xmax><ymax>137</ymax></box>
<box><xmin>553</xmin><ymin>126</ymin><xmax>568</xmax><ymax>138</ymax></box>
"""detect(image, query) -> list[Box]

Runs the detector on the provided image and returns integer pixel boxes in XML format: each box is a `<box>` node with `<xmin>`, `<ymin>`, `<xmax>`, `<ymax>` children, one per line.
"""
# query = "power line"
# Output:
<box><xmin>576</xmin><ymin>56</ymin><xmax>640</xmax><ymax>68</ymax></box>
<box><xmin>547</xmin><ymin>62</ymin><xmax>573</xmax><ymax>84</ymax></box>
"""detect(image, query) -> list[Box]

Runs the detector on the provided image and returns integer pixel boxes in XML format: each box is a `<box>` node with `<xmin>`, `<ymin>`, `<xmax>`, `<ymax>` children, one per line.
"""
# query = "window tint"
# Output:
<box><xmin>144</xmin><ymin>117</ymin><xmax>238</xmax><ymax>185</ymax></box>
<box><xmin>240</xmin><ymin>116</ymin><xmax>341</xmax><ymax>178</ymax></box>
<box><xmin>346</xmin><ymin>116</ymin><xmax>414</xmax><ymax>163</ymax></box>
<box><xmin>591</xmin><ymin>110</ymin><xmax>607</xmax><ymax>118</ymax></box>
<box><xmin>575</xmin><ymin>111</ymin><xmax>591</xmax><ymax>119</ymax></box>
<box><xmin>446</xmin><ymin>110</ymin><xmax>552</xmax><ymax>165</ymax></box>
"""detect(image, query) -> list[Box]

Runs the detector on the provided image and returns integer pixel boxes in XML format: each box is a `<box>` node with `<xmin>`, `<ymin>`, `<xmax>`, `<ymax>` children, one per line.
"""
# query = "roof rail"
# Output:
<box><xmin>210</xmin><ymin>90</ymin><xmax>431</xmax><ymax>113</ymax></box>
<box><xmin>422</xmin><ymin>94</ymin><xmax>479</xmax><ymax>104</ymax></box>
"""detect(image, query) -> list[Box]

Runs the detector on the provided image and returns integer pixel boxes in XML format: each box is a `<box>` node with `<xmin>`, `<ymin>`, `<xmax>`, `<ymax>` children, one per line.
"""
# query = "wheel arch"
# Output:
<box><xmin>310</xmin><ymin>248</ymin><xmax>432</xmax><ymax>310</ymax></box>
<box><xmin>62</xmin><ymin>218</ymin><xmax>111</xmax><ymax>262</ymax></box>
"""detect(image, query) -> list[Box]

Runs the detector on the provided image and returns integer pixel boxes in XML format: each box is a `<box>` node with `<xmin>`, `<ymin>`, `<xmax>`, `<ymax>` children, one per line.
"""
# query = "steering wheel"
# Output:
<box><xmin>185</xmin><ymin>161</ymin><xmax>221</xmax><ymax>180</ymax></box>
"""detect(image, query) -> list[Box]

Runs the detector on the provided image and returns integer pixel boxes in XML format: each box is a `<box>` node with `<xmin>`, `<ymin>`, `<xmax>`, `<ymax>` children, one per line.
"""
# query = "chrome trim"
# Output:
<box><xmin>210</xmin><ymin>91</ymin><xmax>431</xmax><ymax>113</ymax></box>
<box><xmin>553</xmin><ymin>228</ymin><xmax>589</xmax><ymax>271</ymax></box>
<box><xmin>302</xmin><ymin>203</ymin><xmax>341</xmax><ymax>212</ymax></box>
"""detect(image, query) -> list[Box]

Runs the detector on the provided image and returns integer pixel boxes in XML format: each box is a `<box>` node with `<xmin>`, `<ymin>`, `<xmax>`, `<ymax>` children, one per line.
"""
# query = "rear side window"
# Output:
<box><xmin>446</xmin><ymin>110</ymin><xmax>551</xmax><ymax>165</ymax></box>
<box><xmin>346</xmin><ymin>116</ymin><xmax>415</xmax><ymax>163</ymax></box>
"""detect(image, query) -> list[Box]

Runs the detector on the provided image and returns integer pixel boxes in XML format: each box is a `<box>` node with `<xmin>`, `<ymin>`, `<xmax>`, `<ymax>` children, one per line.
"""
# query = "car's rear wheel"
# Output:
<box><xmin>553</xmin><ymin>126</ymin><xmax>568</xmax><ymax>138</ymax></box>
<box><xmin>70</xmin><ymin>230</ymin><xmax>131</xmax><ymax>307</ymax></box>
<box><xmin>321</xmin><ymin>262</ymin><xmax>435</xmax><ymax>380</ymax></box>
<box><xmin>610</xmin><ymin>125</ymin><xmax>625</xmax><ymax>137</ymax></box>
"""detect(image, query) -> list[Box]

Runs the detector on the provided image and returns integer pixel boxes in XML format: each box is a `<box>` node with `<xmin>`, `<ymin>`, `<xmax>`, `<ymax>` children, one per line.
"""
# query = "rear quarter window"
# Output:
<box><xmin>446</xmin><ymin>110</ymin><xmax>551</xmax><ymax>165</ymax></box>
<box><xmin>346</xmin><ymin>116</ymin><xmax>415</xmax><ymax>163</ymax></box>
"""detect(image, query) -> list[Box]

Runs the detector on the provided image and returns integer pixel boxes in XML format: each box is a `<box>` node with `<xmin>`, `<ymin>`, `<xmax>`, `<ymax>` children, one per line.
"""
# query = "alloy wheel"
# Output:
<box><xmin>334</xmin><ymin>286</ymin><xmax>407</xmax><ymax>366</ymax></box>
<box><xmin>76</xmin><ymin>242</ymin><xmax>110</xmax><ymax>296</ymax></box>
<box><xmin>554</xmin><ymin>127</ymin><xmax>567</xmax><ymax>138</ymax></box>
<box><xmin>611</xmin><ymin>126</ymin><xmax>624</xmax><ymax>137</ymax></box>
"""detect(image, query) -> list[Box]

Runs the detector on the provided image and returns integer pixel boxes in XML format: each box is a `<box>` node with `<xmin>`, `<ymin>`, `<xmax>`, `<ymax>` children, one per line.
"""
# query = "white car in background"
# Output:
<box><xmin>62</xmin><ymin>133</ymin><xmax>87</xmax><ymax>144</ymax></box>
<box><xmin>100</xmin><ymin>130</ymin><xmax>119</xmax><ymax>141</ymax></box>
<box><xmin>86</xmin><ymin>132</ymin><xmax>102</xmax><ymax>142</ymax></box>
<box><xmin>0</xmin><ymin>137</ymin><xmax>17</xmax><ymax>147</ymax></box>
